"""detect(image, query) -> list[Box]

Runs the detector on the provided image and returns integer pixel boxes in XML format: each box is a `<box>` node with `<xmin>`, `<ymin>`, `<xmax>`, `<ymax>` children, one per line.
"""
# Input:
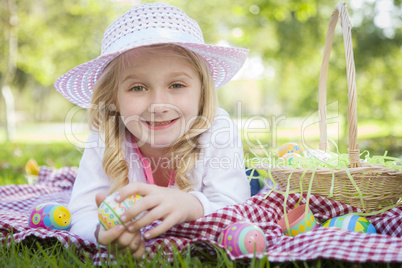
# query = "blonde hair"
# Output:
<box><xmin>167</xmin><ymin>46</ymin><xmax>217</xmax><ymax>191</ymax></box>
<box><xmin>89</xmin><ymin>44</ymin><xmax>217</xmax><ymax>194</ymax></box>
<box><xmin>89</xmin><ymin>57</ymin><xmax>129</xmax><ymax>194</ymax></box>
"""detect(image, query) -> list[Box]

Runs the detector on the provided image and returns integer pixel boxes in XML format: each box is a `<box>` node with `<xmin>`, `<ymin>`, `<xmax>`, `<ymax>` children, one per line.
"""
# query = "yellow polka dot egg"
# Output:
<box><xmin>277</xmin><ymin>204</ymin><xmax>318</xmax><ymax>236</ymax></box>
<box><xmin>278</xmin><ymin>142</ymin><xmax>303</xmax><ymax>158</ymax></box>
<box><xmin>28</xmin><ymin>202</ymin><xmax>71</xmax><ymax>231</ymax></box>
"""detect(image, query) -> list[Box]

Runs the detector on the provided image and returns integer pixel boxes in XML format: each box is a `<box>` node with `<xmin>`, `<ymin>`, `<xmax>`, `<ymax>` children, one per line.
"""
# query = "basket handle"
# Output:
<box><xmin>318</xmin><ymin>1</ymin><xmax>361</xmax><ymax>168</ymax></box>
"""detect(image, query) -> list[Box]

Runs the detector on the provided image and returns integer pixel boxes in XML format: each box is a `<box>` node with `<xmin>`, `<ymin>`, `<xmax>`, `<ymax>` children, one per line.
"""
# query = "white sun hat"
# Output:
<box><xmin>54</xmin><ymin>3</ymin><xmax>249</xmax><ymax>108</ymax></box>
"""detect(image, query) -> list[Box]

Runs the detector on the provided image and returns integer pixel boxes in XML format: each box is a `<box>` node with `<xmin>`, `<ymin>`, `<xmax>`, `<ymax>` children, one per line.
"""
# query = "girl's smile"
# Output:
<box><xmin>142</xmin><ymin>118</ymin><xmax>179</xmax><ymax>129</ymax></box>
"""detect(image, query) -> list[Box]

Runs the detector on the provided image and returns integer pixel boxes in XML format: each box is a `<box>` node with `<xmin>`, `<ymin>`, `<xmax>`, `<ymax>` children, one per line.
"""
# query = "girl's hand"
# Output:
<box><xmin>95</xmin><ymin>193</ymin><xmax>145</xmax><ymax>258</ymax></box>
<box><xmin>115</xmin><ymin>182</ymin><xmax>204</xmax><ymax>240</ymax></box>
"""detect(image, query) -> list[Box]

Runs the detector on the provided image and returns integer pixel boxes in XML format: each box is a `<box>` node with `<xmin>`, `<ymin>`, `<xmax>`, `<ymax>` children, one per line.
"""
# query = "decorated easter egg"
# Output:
<box><xmin>321</xmin><ymin>215</ymin><xmax>376</xmax><ymax>233</ymax></box>
<box><xmin>98</xmin><ymin>192</ymin><xmax>142</xmax><ymax>230</ymax></box>
<box><xmin>304</xmin><ymin>149</ymin><xmax>332</xmax><ymax>162</ymax></box>
<box><xmin>277</xmin><ymin>205</ymin><xmax>318</xmax><ymax>236</ymax></box>
<box><xmin>217</xmin><ymin>222</ymin><xmax>266</xmax><ymax>256</ymax></box>
<box><xmin>28</xmin><ymin>202</ymin><xmax>71</xmax><ymax>231</ymax></box>
<box><xmin>280</xmin><ymin>153</ymin><xmax>301</xmax><ymax>165</ymax></box>
<box><xmin>278</xmin><ymin>142</ymin><xmax>303</xmax><ymax>158</ymax></box>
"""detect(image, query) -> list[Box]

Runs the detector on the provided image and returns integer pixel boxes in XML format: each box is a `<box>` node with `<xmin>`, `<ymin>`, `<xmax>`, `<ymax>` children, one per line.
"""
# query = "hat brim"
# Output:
<box><xmin>55</xmin><ymin>42</ymin><xmax>249</xmax><ymax>108</ymax></box>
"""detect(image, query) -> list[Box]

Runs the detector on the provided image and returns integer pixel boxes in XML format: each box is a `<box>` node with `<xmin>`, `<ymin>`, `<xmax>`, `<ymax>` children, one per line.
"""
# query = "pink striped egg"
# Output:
<box><xmin>218</xmin><ymin>222</ymin><xmax>266</xmax><ymax>256</ymax></box>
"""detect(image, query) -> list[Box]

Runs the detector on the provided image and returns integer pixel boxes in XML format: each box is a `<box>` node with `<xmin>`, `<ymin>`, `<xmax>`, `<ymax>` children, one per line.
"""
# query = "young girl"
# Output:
<box><xmin>55</xmin><ymin>3</ymin><xmax>250</xmax><ymax>257</ymax></box>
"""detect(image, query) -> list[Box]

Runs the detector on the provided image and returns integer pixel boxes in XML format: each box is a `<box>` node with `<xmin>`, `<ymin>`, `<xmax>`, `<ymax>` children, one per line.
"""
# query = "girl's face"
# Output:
<box><xmin>117</xmin><ymin>46</ymin><xmax>201</xmax><ymax>150</ymax></box>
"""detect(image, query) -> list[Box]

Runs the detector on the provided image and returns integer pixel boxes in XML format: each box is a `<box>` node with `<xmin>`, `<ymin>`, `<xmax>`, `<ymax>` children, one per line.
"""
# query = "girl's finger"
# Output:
<box><xmin>143</xmin><ymin>214</ymin><xmax>178</xmax><ymax>240</ymax></box>
<box><xmin>114</xmin><ymin>182</ymin><xmax>153</xmax><ymax>202</ymax></box>
<box><xmin>127</xmin><ymin>205</ymin><xmax>168</xmax><ymax>233</ymax></box>
<box><xmin>120</xmin><ymin>195</ymin><xmax>160</xmax><ymax>224</ymax></box>
<box><xmin>97</xmin><ymin>224</ymin><xmax>125</xmax><ymax>245</ymax></box>
<box><xmin>116</xmin><ymin>229</ymin><xmax>140</xmax><ymax>248</ymax></box>
<box><xmin>126</xmin><ymin>231</ymin><xmax>142</xmax><ymax>253</ymax></box>
<box><xmin>132</xmin><ymin>238</ymin><xmax>146</xmax><ymax>259</ymax></box>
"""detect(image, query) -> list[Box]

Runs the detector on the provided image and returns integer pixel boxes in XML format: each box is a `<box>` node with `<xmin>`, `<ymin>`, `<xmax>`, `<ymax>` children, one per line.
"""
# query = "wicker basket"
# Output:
<box><xmin>260</xmin><ymin>2</ymin><xmax>402</xmax><ymax>212</ymax></box>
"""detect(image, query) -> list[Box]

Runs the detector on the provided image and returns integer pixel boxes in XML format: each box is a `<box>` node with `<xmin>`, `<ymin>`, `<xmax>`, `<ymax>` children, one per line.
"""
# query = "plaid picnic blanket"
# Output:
<box><xmin>1</xmin><ymin>166</ymin><xmax>402</xmax><ymax>265</ymax></box>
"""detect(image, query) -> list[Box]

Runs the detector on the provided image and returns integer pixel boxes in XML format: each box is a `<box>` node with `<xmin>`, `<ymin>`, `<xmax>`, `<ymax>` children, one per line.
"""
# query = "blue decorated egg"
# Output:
<box><xmin>218</xmin><ymin>222</ymin><xmax>267</xmax><ymax>256</ymax></box>
<box><xmin>28</xmin><ymin>202</ymin><xmax>71</xmax><ymax>231</ymax></box>
<box><xmin>278</xmin><ymin>142</ymin><xmax>303</xmax><ymax>158</ymax></box>
<box><xmin>321</xmin><ymin>215</ymin><xmax>376</xmax><ymax>233</ymax></box>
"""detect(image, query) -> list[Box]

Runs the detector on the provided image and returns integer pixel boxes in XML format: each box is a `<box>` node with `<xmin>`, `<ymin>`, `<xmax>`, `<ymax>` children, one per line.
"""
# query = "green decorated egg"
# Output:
<box><xmin>280</xmin><ymin>153</ymin><xmax>301</xmax><ymax>165</ymax></box>
<box><xmin>321</xmin><ymin>215</ymin><xmax>376</xmax><ymax>233</ymax></box>
<box><xmin>98</xmin><ymin>192</ymin><xmax>142</xmax><ymax>230</ymax></box>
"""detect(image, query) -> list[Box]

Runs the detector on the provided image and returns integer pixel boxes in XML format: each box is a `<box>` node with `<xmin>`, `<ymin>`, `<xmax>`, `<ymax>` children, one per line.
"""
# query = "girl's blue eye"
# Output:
<box><xmin>130</xmin><ymin>86</ymin><xmax>147</xmax><ymax>92</ymax></box>
<box><xmin>170</xmin><ymin>84</ymin><xmax>184</xmax><ymax>89</ymax></box>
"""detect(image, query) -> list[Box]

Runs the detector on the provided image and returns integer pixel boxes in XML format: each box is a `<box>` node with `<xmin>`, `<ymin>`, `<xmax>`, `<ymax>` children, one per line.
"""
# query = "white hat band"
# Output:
<box><xmin>105</xmin><ymin>27</ymin><xmax>204</xmax><ymax>55</ymax></box>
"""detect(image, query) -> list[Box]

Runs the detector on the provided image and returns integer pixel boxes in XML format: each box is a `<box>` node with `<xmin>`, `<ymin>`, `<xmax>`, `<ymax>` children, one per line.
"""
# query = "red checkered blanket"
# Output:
<box><xmin>1</xmin><ymin>167</ymin><xmax>402</xmax><ymax>265</ymax></box>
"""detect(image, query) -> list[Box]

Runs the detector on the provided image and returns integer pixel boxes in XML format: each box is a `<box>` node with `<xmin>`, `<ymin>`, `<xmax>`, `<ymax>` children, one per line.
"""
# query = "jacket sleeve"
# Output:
<box><xmin>68</xmin><ymin>132</ymin><xmax>111</xmax><ymax>244</ymax></box>
<box><xmin>188</xmin><ymin>108</ymin><xmax>251</xmax><ymax>216</ymax></box>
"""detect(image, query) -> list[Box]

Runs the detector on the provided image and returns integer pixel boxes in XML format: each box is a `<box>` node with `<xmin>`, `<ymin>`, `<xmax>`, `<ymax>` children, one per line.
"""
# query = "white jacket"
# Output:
<box><xmin>68</xmin><ymin>108</ymin><xmax>251</xmax><ymax>243</ymax></box>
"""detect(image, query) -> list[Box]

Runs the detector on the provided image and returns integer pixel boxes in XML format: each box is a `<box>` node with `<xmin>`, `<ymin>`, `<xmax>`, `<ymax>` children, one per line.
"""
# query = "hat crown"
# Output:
<box><xmin>101</xmin><ymin>3</ymin><xmax>204</xmax><ymax>55</ymax></box>
<box><xmin>55</xmin><ymin>3</ymin><xmax>249</xmax><ymax>108</ymax></box>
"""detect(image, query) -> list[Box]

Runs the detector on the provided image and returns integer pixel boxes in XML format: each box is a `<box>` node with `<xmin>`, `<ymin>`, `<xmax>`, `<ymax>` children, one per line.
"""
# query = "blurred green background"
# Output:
<box><xmin>1</xmin><ymin>0</ymin><xmax>401</xmax><ymax>177</ymax></box>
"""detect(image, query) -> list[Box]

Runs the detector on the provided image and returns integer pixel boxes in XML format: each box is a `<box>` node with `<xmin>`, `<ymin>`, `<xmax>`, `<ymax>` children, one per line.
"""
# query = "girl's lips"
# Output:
<box><xmin>142</xmin><ymin>118</ymin><xmax>179</xmax><ymax>130</ymax></box>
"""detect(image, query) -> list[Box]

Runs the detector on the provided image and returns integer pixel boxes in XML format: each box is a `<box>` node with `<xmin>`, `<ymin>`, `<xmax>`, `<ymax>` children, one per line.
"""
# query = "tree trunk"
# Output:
<box><xmin>1</xmin><ymin>0</ymin><xmax>18</xmax><ymax>141</ymax></box>
<box><xmin>2</xmin><ymin>85</ymin><xmax>16</xmax><ymax>140</ymax></box>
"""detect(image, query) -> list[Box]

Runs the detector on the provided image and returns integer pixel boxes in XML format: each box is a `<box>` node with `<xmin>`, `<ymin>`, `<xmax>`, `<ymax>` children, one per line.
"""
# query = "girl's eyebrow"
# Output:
<box><xmin>169</xmin><ymin>72</ymin><xmax>193</xmax><ymax>79</ymax></box>
<box><xmin>120</xmin><ymin>74</ymin><xmax>140</xmax><ymax>84</ymax></box>
<box><xmin>120</xmin><ymin>72</ymin><xmax>194</xmax><ymax>84</ymax></box>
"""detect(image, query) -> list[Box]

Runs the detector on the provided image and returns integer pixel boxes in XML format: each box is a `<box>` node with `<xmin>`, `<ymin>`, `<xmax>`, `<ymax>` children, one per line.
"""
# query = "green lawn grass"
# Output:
<box><xmin>1</xmin><ymin>140</ymin><xmax>401</xmax><ymax>267</ymax></box>
<box><xmin>0</xmin><ymin>141</ymin><xmax>83</xmax><ymax>185</ymax></box>
<box><xmin>5</xmin><ymin>234</ymin><xmax>390</xmax><ymax>268</ymax></box>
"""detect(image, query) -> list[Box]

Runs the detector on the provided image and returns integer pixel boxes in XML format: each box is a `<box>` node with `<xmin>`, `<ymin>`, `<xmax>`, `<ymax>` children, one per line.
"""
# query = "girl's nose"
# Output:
<box><xmin>148</xmin><ymin>104</ymin><xmax>169</xmax><ymax>114</ymax></box>
<box><xmin>148</xmin><ymin>89</ymin><xmax>171</xmax><ymax>114</ymax></box>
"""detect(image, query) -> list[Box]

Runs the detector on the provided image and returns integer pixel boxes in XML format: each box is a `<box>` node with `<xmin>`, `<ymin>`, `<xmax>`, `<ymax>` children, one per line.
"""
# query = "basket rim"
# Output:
<box><xmin>256</xmin><ymin>162</ymin><xmax>402</xmax><ymax>176</ymax></box>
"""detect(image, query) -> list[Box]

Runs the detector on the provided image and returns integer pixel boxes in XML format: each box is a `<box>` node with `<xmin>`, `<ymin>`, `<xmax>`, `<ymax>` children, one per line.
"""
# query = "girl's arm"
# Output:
<box><xmin>69</xmin><ymin>132</ymin><xmax>147</xmax><ymax>255</ymax></box>
<box><xmin>189</xmin><ymin>107</ymin><xmax>251</xmax><ymax>216</ymax></box>
<box><xmin>68</xmin><ymin>132</ymin><xmax>110</xmax><ymax>243</ymax></box>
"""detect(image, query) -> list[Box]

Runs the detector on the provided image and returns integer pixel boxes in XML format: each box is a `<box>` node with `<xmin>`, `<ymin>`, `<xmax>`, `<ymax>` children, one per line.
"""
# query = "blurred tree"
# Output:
<box><xmin>16</xmin><ymin>0</ymin><xmax>122</xmax><ymax>86</ymax></box>
<box><xmin>1</xmin><ymin>0</ymin><xmax>18</xmax><ymax>141</ymax></box>
<box><xmin>1</xmin><ymin>0</ymin><xmax>128</xmax><ymax>121</ymax></box>
<box><xmin>180</xmin><ymin>0</ymin><xmax>402</xmax><ymax>137</ymax></box>
<box><xmin>0</xmin><ymin>0</ymin><xmax>401</xmax><ymax>132</ymax></box>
